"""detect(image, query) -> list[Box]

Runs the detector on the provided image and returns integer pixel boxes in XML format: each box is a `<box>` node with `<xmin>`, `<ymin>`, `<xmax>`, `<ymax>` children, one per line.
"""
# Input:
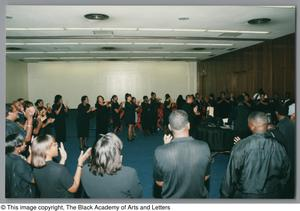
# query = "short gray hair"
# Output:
<box><xmin>169</xmin><ymin>110</ymin><xmax>189</xmax><ymax>131</ymax></box>
<box><xmin>31</xmin><ymin>135</ymin><xmax>54</xmax><ymax>168</ymax></box>
<box><xmin>89</xmin><ymin>133</ymin><xmax>123</xmax><ymax>176</ymax></box>
<box><xmin>248</xmin><ymin>111</ymin><xmax>268</xmax><ymax>125</ymax></box>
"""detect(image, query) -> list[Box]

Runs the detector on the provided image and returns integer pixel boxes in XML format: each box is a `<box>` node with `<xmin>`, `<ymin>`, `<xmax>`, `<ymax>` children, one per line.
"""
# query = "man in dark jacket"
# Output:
<box><xmin>220</xmin><ymin>111</ymin><xmax>290</xmax><ymax>198</ymax></box>
<box><xmin>153</xmin><ymin>110</ymin><xmax>211</xmax><ymax>198</ymax></box>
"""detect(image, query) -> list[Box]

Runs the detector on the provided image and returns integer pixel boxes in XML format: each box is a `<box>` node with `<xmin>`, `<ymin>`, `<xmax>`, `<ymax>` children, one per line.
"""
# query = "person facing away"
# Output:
<box><xmin>31</xmin><ymin>135</ymin><xmax>91</xmax><ymax>198</ymax></box>
<box><xmin>153</xmin><ymin>110</ymin><xmax>211</xmax><ymax>198</ymax></box>
<box><xmin>230</xmin><ymin>95</ymin><xmax>251</xmax><ymax>138</ymax></box>
<box><xmin>5</xmin><ymin>133</ymin><xmax>36</xmax><ymax>198</ymax></box>
<box><xmin>274</xmin><ymin>104</ymin><xmax>295</xmax><ymax>198</ymax></box>
<box><xmin>81</xmin><ymin>132</ymin><xmax>143</xmax><ymax>198</ymax></box>
<box><xmin>220</xmin><ymin>111</ymin><xmax>291</xmax><ymax>198</ymax></box>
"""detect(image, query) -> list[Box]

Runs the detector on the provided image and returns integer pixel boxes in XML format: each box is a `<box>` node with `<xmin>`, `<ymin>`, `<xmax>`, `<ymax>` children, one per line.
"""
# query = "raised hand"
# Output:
<box><xmin>78</xmin><ymin>148</ymin><xmax>92</xmax><ymax>166</ymax></box>
<box><xmin>59</xmin><ymin>142</ymin><xmax>67</xmax><ymax>164</ymax></box>
<box><xmin>163</xmin><ymin>134</ymin><xmax>173</xmax><ymax>145</ymax></box>
<box><xmin>233</xmin><ymin>136</ymin><xmax>241</xmax><ymax>145</ymax></box>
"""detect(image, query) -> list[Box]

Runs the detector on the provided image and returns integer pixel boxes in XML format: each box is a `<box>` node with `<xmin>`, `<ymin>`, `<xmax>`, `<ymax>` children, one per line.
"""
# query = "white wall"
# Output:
<box><xmin>27</xmin><ymin>61</ymin><xmax>197</xmax><ymax>108</ymax></box>
<box><xmin>6</xmin><ymin>58</ymin><xmax>28</xmax><ymax>103</ymax></box>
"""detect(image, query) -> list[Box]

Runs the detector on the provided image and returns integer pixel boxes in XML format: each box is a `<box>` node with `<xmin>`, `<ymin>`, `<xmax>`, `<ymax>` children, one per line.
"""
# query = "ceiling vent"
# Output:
<box><xmin>84</xmin><ymin>13</ymin><xmax>109</xmax><ymax>21</ymax></box>
<box><xmin>248</xmin><ymin>18</ymin><xmax>271</xmax><ymax>25</ymax></box>
<box><xmin>219</xmin><ymin>32</ymin><xmax>242</xmax><ymax>37</ymax></box>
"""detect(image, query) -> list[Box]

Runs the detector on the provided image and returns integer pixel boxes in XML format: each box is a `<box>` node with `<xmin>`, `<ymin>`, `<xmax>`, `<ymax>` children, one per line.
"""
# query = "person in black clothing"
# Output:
<box><xmin>5</xmin><ymin>133</ymin><xmax>35</xmax><ymax>198</ymax></box>
<box><xmin>254</xmin><ymin>93</ymin><xmax>270</xmax><ymax>113</ymax></box>
<box><xmin>6</xmin><ymin>103</ymin><xmax>34</xmax><ymax>144</ymax></box>
<box><xmin>231</xmin><ymin>95</ymin><xmax>251</xmax><ymax>138</ymax></box>
<box><xmin>150</xmin><ymin>92</ymin><xmax>160</xmax><ymax>133</ymax></box>
<box><xmin>141</xmin><ymin>96</ymin><xmax>152</xmax><ymax>136</ymax></box>
<box><xmin>163</xmin><ymin>94</ymin><xmax>172</xmax><ymax>133</ymax></box>
<box><xmin>182</xmin><ymin>95</ymin><xmax>200</xmax><ymax>138</ymax></box>
<box><xmin>242</xmin><ymin>92</ymin><xmax>253</xmax><ymax>110</ymax></box>
<box><xmin>275</xmin><ymin>104</ymin><xmax>296</xmax><ymax>198</ymax></box>
<box><xmin>77</xmin><ymin>96</ymin><xmax>94</xmax><ymax>150</ymax></box>
<box><xmin>111</xmin><ymin>95</ymin><xmax>123</xmax><ymax>133</ymax></box>
<box><xmin>153</xmin><ymin>110</ymin><xmax>211</xmax><ymax>198</ymax></box>
<box><xmin>31</xmin><ymin>135</ymin><xmax>91</xmax><ymax>198</ymax></box>
<box><xmin>52</xmin><ymin>95</ymin><xmax>68</xmax><ymax>142</ymax></box>
<box><xmin>221</xmin><ymin>112</ymin><xmax>290</xmax><ymax>198</ymax></box>
<box><xmin>124</xmin><ymin>93</ymin><xmax>136</xmax><ymax>141</ymax></box>
<box><xmin>216</xmin><ymin>91</ymin><xmax>231</xmax><ymax>119</ymax></box>
<box><xmin>34</xmin><ymin>100</ymin><xmax>55</xmax><ymax>137</ymax></box>
<box><xmin>81</xmin><ymin>133</ymin><xmax>143</xmax><ymax>198</ymax></box>
<box><xmin>95</xmin><ymin>95</ymin><xmax>110</xmax><ymax>141</ymax></box>
<box><xmin>176</xmin><ymin>95</ymin><xmax>185</xmax><ymax>110</ymax></box>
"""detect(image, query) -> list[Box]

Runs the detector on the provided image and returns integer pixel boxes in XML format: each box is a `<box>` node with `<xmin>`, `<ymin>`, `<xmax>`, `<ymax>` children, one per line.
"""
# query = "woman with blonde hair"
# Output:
<box><xmin>31</xmin><ymin>135</ymin><xmax>91</xmax><ymax>198</ymax></box>
<box><xmin>81</xmin><ymin>133</ymin><xmax>143</xmax><ymax>198</ymax></box>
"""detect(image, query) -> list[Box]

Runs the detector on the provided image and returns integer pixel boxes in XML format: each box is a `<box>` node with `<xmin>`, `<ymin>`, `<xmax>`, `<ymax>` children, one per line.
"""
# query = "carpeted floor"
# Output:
<box><xmin>60</xmin><ymin>110</ymin><xmax>229</xmax><ymax>198</ymax></box>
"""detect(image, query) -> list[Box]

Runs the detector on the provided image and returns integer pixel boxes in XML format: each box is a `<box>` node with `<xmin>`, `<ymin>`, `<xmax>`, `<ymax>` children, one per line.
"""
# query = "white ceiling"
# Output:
<box><xmin>5</xmin><ymin>5</ymin><xmax>296</xmax><ymax>62</ymax></box>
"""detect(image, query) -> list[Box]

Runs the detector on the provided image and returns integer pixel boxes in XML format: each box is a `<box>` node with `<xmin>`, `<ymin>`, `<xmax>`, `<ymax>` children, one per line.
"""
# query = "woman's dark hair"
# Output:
<box><xmin>81</xmin><ymin>95</ymin><xmax>88</xmax><ymax>103</ymax></box>
<box><xmin>89</xmin><ymin>133</ymin><xmax>123</xmax><ymax>176</ymax></box>
<box><xmin>54</xmin><ymin>95</ymin><xmax>62</xmax><ymax>104</ymax></box>
<box><xmin>35</xmin><ymin>99</ymin><xmax>43</xmax><ymax>107</ymax></box>
<box><xmin>111</xmin><ymin>95</ymin><xmax>117</xmax><ymax>102</ymax></box>
<box><xmin>5</xmin><ymin>104</ymin><xmax>13</xmax><ymax>117</ymax></box>
<box><xmin>143</xmin><ymin>96</ymin><xmax>148</xmax><ymax>101</ymax></box>
<box><xmin>24</xmin><ymin>101</ymin><xmax>34</xmax><ymax>110</ymax></box>
<box><xmin>125</xmin><ymin>93</ymin><xmax>131</xmax><ymax>101</ymax></box>
<box><xmin>96</xmin><ymin>95</ymin><xmax>104</xmax><ymax>105</ymax></box>
<box><xmin>5</xmin><ymin>133</ymin><xmax>25</xmax><ymax>154</ymax></box>
<box><xmin>165</xmin><ymin>94</ymin><xmax>170</xmax><ymax>100</ymax></box>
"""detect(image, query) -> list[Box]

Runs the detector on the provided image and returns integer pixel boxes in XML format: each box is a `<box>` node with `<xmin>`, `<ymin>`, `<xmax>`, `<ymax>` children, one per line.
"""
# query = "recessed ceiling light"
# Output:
<box><xmin>6</xmin><ymin>47</ymin><xmax>23</xmax><ymax>51</ymax></box>
<box><xmin>192</xmin><ymin>47</ymin><xmax>207</xmax><ymax>51</ymax></box>
<box><xmin>248</xmin><ymin>18</ymin><xmax>271</xmax><ymax>24</ymax></box>
<box><xmin>101</xmin><ymin>47</ymin><xmax>116</xmax><ymax>50</ymax></box>
<box><xmin>178</xmin><ymin>17</ymin><xmax>190</xmax><ymax>21</ymax></box>
<box><xmin>84</xmin><ymin>13</ymin><xmax>109</xmax><ymax>20</ymax></box>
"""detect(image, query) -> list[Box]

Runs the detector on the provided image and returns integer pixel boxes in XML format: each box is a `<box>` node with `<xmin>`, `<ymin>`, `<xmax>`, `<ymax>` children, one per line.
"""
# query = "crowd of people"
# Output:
<box><xmin>5</xmin><ymin>88</ymin><xmax>296</xmax><ymax>198</ymax></box>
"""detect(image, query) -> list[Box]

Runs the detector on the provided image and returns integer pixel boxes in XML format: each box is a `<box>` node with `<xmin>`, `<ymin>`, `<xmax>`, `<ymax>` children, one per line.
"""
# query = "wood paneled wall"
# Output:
<box><xmin>197</xmin><ymin>34</ymin><xmax>295</xmax><ymax>98</ymax></box>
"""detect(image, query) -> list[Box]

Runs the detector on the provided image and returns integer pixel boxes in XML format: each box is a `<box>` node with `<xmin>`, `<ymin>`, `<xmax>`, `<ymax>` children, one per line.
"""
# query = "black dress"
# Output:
<box><xmin>95</xmin><ymin>103</ymin><xmax>109</xmax><ymax>139</ymax></box>
<box><xmin>141</xmin><ymin>102</ymin><xmax>151</xmax><ymax>131</ymax></box>
<box><xmin>124</xmin><ymin>102</ymin><xmax>135</xmax><ymax>125</ymax></box>
<box><xmin>150</xmin><ymin>99</ymin><xmax>159</xmax><ymax>132</ymax></box>
<box><xmin>52</xmin><ymin>103</ymin><xmax>67</xmax><ymax>142</ymax></box>
<box><xmin>163</xmin><ymin>100</ymin><xmax>172</xmax><ymax>126</ymax></box>
<box><xmin>77</xmin><ymin>103</ymin><xmax>91</xmax><ymax>138</ymax></box>
<box><xmin>111</xmin><ymin>102</ymin><xmax>121</xmax><ymax>129</ymax></box>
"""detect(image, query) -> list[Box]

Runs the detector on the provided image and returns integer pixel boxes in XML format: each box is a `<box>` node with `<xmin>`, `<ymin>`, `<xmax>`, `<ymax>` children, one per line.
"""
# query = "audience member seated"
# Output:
<box><xmin>31</xmin><ymin>135</ymin><xmax>91</xmax><ymax>198</ymax></box>
<box><xmin>220</xmin><ymin>112</ymin><xmax>290</xmax><ymax>198</ymax></box>
<box><xmin>153</xmin><ymin>110</ymin><xmax>211</xmax><ymax>198</ymax></box>
<box><xmin>5</xmin><ymin>133</ymin><xmax>35</xmax><ymax>198</ymax></box>
<box><xmin>81</xmin><ymin>133</ymin><xmax>143</xmax><ymax>198</ymax></box>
